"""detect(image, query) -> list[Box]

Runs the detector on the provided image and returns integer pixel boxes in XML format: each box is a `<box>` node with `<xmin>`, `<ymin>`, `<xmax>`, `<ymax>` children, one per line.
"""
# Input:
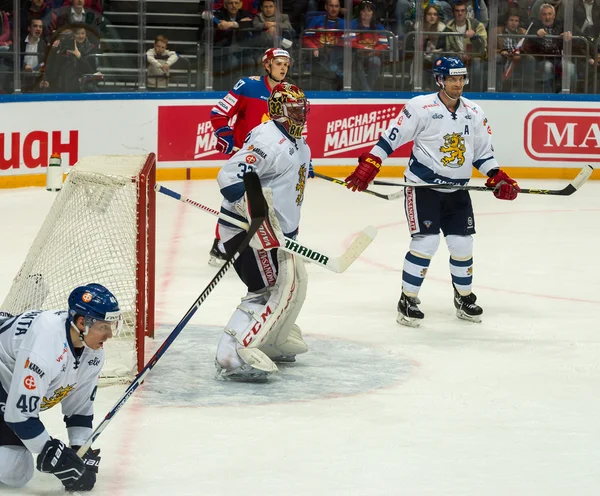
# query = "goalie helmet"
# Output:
<box><xmin>69</xmin><ymin>283</ymin><xmax>122</xmax><ymax>336</ymax></box>
<box><xmin>267</xmin><ymin>82</ymin><xmax>309</xmax><ymax>139</ymax></box>
<box><xmin>433</xmin><ymin>56</ymin><xmax>469</xmax><ymax>87</ymax></box>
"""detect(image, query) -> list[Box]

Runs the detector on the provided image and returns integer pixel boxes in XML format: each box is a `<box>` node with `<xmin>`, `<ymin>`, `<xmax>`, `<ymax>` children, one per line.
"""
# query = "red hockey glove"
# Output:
<box><xmin>485</xmin><ymin>169</ymin><xmax>520</xmax><ymax>200</ymax></box>
<box><xmin>345</xmin><ymin>153</ymin><xmax>382</xmax><ymax>192</ymax></box>
<box><xmin>214</xmin><ymin>126</ymin><xmax>235</xmax><ymax>155</ymax></box>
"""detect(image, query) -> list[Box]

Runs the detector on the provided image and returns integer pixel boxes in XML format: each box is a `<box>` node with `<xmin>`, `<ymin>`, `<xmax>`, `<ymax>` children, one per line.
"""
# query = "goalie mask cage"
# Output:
<box><xmin>0</xmin><ymin>154</ymin><xmax>156</xmax><ymax>382</ymax></box>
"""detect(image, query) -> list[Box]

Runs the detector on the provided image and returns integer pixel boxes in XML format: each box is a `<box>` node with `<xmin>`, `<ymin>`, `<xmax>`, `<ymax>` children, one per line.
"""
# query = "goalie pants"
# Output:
<box><xmin>224</xmin><ymin>231</ymin><xmax>280</xmax><ymax>292</ymax></box>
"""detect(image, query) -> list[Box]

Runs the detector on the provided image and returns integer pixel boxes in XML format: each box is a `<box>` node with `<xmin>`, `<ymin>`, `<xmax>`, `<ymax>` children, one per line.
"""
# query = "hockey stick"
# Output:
<box><xmin>155</xmin><ymin>183</ymin><xmax>377</xmax><ymax>273</ymax></box>
<box><xmin>76</xmin><ymin>172</ymin><xmax>267</xmax><ymax>457</ymax></box>
<box><xmin>373</xmin><ymin>165</ymin><xmax>594</xmax><ymax>196</ymax></box>
<box><xmin>314</xmin><ymin>172</ymin><xmax>404</xmax><ymax>200</ymax></box>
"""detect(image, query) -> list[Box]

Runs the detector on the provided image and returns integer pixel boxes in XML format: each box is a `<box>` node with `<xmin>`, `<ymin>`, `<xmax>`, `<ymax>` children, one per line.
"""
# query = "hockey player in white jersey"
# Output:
<box><xmin>345</xmin><ymin>56</ymin><xmax>520</xmax><ymax>326</ymax></box>
<box><xmin>215</xmin><ymin>82</ymin><xmax>311</xmax><ymax>382</ymax></box>
<box><xmin>0</xmin><ymin>283</ymin><xmax>122</xmax><ymax>490</ymax></box>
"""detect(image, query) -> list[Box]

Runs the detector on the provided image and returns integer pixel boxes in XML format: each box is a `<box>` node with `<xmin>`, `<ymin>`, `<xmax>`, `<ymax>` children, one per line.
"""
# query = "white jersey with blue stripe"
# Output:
<box><xmin>217</xmin><ymin>120</ymin><xmax>311</xmax><ymax>243</ymax></box>
<box><xmin>370</xmin><ymin>92</ymin><xmax>499</xmax><ymax>187</ymax></box>
<box><xmin>0</xmin><ymin>310</ymin><xmax>103</xmax><ymax>453</ymax></box>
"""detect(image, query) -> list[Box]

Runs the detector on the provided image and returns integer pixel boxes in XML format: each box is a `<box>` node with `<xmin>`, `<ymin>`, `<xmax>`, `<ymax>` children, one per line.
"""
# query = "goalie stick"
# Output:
<box><xmin>75</xmin><ymin>172</ymin><xmax>267</xmax><ymax>458</ymax></box>
<box><xmin>372</xmin><ymin>165</ymin><xmax>594</xmax><ymax>196</ymax></box>
<box><xmin>314</xmin><ymin>172</ymin><xmax>403</xmax><ymax>200</ymax></box>
<box><xmin>155</xmin><ymin>183</ymin><xmax>377</xmax><ymax>274</ymax></box>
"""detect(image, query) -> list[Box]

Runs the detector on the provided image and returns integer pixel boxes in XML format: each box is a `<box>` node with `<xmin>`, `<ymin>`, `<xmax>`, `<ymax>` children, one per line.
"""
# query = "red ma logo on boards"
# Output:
<box><xmin>524</xmin><ymin>108</ymin><xmax>600</xmax><ymax>162</ymax></box>
<box><xmin>0</xmin><ymin>130</ymin><xmax>79</xmax><ymax>170</ymax></box>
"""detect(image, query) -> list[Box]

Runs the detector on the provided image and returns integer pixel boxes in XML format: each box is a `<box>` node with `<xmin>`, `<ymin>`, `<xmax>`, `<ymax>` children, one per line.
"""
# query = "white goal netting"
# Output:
<box><xmin>0</xmin><ymin>154</ymin><xmax>155</xmax><ymax>382</ymax></box>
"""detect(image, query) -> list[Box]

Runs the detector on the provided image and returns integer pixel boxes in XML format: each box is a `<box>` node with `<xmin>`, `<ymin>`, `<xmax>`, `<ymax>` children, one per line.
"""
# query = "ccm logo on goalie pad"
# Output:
<box><xmin>242</xmin><ymin>305</ymin><xmax>273</xmax><ymax>346</ymax></box>
<box><xmin>241</xmin><ymin>278</ymin><xmax>297</xmax><ymax>347</ymax></box>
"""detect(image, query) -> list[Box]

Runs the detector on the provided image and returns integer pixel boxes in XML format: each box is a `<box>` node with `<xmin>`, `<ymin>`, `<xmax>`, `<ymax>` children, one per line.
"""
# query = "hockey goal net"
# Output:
<box><xmin>0</xmin><ymin>154</ymin><xmax>156</xmax><ymax>382</ymax></box>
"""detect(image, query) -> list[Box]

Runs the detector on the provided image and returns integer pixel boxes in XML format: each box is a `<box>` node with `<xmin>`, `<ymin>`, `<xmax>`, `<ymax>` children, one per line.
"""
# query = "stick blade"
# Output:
<box><xmin>333</xmin><ymin>225</ymin><xmax>378</xmax><ymax>273</ymax></box>
<box><xmin>570</xmin><ymin>164</ymin><xmax>594</xmax><ymax>191</ymax></box>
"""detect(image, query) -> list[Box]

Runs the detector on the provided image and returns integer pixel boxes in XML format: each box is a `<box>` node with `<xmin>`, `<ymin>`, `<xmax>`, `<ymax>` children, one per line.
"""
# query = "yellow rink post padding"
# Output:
<box><xmin>1</xmin><ymin>166</ymin><xmax>598</xmax><ymax>189</ymax></box>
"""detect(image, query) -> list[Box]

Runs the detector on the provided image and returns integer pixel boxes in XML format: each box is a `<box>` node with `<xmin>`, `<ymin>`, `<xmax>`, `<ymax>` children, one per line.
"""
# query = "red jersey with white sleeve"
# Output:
<box><xmin>210</xmin><ymin>75</ymin><xmax>273</xmax><ymax>150</ymax></box>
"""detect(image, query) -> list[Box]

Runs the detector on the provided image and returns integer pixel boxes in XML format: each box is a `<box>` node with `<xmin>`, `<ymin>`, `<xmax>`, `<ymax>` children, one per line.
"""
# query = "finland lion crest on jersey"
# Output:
<box><xmin>439</xmin><ymin>133</ymin><xmax>466</xmax><ymax>167</ymax></box>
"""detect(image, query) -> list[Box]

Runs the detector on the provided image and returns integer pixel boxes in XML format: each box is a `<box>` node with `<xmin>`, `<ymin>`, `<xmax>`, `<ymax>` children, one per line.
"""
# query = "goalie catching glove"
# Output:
<box><xmin>235</xmin><ymin>187</ymin><xmax>284</xmax><ymax>251</ymax></box>
<box><xmin>345</xmin><ymin>153</ymin><xmax>382</xmax><ymax>191</ymax></box>
<box><xmin>36</xmin><ymin>439</ymin><xmax>100</xmax><ymax>492</ymax></box>
<box><xmin>485</xmin><ymin>169</ymin><xmax>520</xmax><ymax>200</ymax></box>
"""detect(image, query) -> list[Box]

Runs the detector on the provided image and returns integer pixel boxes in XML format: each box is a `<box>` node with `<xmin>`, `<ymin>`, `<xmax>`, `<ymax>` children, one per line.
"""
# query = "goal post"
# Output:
<box><xmin>0</xmin><ymin>154</ymin><xmax>156</xmax><ymax>381</ymax></box>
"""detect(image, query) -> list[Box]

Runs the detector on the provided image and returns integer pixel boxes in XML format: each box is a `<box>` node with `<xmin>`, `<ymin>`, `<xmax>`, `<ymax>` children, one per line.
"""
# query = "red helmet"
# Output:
<box><xmin>267</xmin><ymin>82</ymin><xmax>309</xmax><ymax>139</ymax></box>
<box><xmin>262</xmin><ymin>48</ymin><xmax>292</xmax><ymax>65</ymax></box>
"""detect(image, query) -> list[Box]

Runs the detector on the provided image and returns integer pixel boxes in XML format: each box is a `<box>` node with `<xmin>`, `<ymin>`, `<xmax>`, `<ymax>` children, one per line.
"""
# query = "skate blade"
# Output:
<box><xmin>216</xmin><ymin>370</ymin><xmax>270</xmax><ymax>383</ymax></box>
<box><xmin>396</xmin><ymin>313</ymin><xmax>421</xmax><ymax>328</ymax></box>
<box><xmin>271</xmin><ymin>355</ymin><xmax>297</xmax><ymax>363</ymax></box>
<box><xmin>456</xmin><ymin>310</ymin><xmax>482</xmax><ymax>323</ymax></box>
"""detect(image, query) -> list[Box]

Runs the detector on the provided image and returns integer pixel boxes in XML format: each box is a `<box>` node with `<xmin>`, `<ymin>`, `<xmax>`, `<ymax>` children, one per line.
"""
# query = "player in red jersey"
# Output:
<box><xmin>207</xmin><ymin>48</ymin><xmax>292</xmax><ymax>266</ymax></box>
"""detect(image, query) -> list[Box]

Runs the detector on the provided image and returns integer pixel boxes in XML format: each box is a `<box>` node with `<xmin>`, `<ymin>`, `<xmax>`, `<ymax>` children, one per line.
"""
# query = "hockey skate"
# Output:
<box><xmin>453</xmin><ymin>286</ymin><xmax>483</xmax><ymax>323</ymax></box>
<box><xmin>215</xmin><ymin>361</ymin><xmax>270</xmax><ymax>383</ymax></box>
<box><xmin>208</xmin><ymin>238</ymin><xmax>227</xmax><ymax>267</ymax></box>
<box><xmin>397</xmin><ymin>292</ymin><xmax>424</xmax><ymax>327</ymax></box>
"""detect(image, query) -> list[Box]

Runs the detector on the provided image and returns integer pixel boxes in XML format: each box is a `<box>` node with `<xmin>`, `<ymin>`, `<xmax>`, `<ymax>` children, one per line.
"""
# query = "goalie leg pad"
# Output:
<box><xmin>215</xmin><ymin>329</ymin><xmax>277</xmax><ymax>382</ymax></box>
<box><xmin>260</xmin><ymin>253</ymin><xmax>308</xmax><ymax>360</ymax></box>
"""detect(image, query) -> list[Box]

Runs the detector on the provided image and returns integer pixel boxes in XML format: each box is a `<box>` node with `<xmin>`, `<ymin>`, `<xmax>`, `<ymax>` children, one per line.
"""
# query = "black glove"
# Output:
<box><xmin>36</xmin><ymin>439</ymin><xmax>85</xmax><ymax>489</ymax></box>
<box><xmin>63</xmin><ymin>446</ymin><xmax>101</xmax><ymax>492</ymax></box>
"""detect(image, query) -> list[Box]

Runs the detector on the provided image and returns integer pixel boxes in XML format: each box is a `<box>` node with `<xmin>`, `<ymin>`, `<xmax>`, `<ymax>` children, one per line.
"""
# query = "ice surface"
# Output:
<box><xmin>1</xmin><ymin>176</ymin><xmax>599</xmax><ymax>496</ymax></box>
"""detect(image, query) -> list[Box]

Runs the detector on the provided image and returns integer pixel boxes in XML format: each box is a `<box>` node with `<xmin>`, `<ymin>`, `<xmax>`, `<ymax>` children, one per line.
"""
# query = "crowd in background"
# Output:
<box><xmin>0</xmin><ymin>0</ymin><xmax>597</xmax><ymax>93</ymax></box>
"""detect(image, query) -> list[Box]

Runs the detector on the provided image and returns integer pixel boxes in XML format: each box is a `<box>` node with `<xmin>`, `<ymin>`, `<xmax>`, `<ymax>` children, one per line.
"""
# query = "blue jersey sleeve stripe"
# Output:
<box><xmin>473</xmin><ymin>156</ymin><xmax>494</xmax><ymax>170</ymax></box>
<box><xmin>6</xmin><ymin>417</ymin><xmax>45</xmax><ymax>440</ymax></box>
<box><xmin>221</xmin><ymin>207</ymin><xmax>247</xmax><ymax>223</ymax></box>
<box><xmin>63</xmin><ymin>414</ymin><xmax>93</xmax><ymax>429</ymax></box>
<box><xmin>375</xmin><ymin>137</ymin><xmax>394</xmax><ymax>156</ymax></box>
<box><xmin>220</xmin><ymin>182</ymin><xmax>246</xmax><ymax>202</ymax></box>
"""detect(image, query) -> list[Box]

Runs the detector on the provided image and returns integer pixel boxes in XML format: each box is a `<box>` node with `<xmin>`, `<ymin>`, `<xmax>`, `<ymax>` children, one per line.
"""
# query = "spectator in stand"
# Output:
<box><xmin>396</xmin><ymin>0</ymin><xmax>452</xmax><ymax>38</ymax></box>
<box><xmin>302</xmin><ymin>0</ymin><xmax>345</xmax><ymax>90</ymax></box>
<box><xmin>461</xmin><ymin>0</ymin><xmax>488</xmax><ymax>23</ymax></box>
<box><xmin>0</xmin><ymin>10</ymin><xmax>11</xmax><ymax>93</ymax></box>
<box><xmin>499</xmin><ymin>0</ymin><xmax>537</xmax><ymax>27</ymax></box>
<box><xmin>405</xmin><ymin>3</ymin><xmax>446</xmax><ymax>90</ymax></box>
<box><xmin>213</xmin><ymin>0</ymin><xmax>255</xmax><ymax>81</ymax></box>
<box><xmin>351</xmin><ymin>0</ymin><xmax>388</xmax><ymax>90</ymax></box>
<box><xmin>574</xmin><ymin>0</ymin><xmax>600</xmax><ymax>41</ymax></box>
<box><xmin>525</xmin><ymin>3</ymin><xmax>576</xmax><ymax>92</ymax></box>
<box><xmin>51</xmin><ymin>0</ymin><xmax>104</xmax><ymax>44</ymax></box>
<box><xmin>62</xmin><ymin>0</ymin><xmax>103</xmax><ymax>13</ymax></box>
<box><xmin>530</xmin><ymin>0</ymin><xmax>563</xmax><ymax>23</ymax></box>
<box><xmin>252</xmin><ymin>0</ymin><xmax>295</xmax><ymax>49</ymax></box>
<box><xmin>22</xmin><ymin>0</ymin><xmax>54</xmax><ymax>41</ymax></box>
<box><xmin>22</xmin><ymin>18</ymin><xmax>48</xmax><ymax>92</ymax></box>
<box><xmin>46</xmin><ymin>25</ymin><xmax>99</xmax><ymax>92</ymax></box>
<box><xmin>146</xmin><ymin>35</ymin><xmax>179</xmax><ymax>90</ymax></box>
<box><xmin>443</xmin><ymin>0</ymin><xmax>487</xmax><ymax>91</ymax></box>
<box><xmin>495</xmin><ymin>8</ymin><xmax>536</xmax><ymax>92</ymax></box>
